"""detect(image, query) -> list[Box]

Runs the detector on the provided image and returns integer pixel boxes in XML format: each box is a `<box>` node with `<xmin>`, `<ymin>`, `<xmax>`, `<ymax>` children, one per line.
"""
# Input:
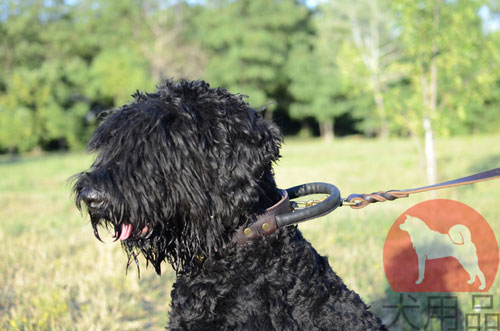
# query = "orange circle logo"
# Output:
<box><xmin>384</xmin><ymin>199</ymin><xmax>498</xmax><ymax>292</ymax></box>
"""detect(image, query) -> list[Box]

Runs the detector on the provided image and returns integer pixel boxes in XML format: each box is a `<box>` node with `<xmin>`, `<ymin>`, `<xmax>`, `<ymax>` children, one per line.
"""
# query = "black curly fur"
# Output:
<box><xmin>72</xmin><ymin>79</ymin><xmax>385</xmax><ymax>330</ymax></box>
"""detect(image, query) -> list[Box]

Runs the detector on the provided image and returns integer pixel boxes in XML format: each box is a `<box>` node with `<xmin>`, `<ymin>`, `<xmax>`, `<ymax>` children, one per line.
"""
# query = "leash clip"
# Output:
<box><xmin>341</xmin><ymin>199</ymin><xmax>359</xmax><ymax>207</ymax></box>
<box><xmin>292</xmin><ymin>196</ymin><xmax>328</xmax><ymax>210</ymax></box>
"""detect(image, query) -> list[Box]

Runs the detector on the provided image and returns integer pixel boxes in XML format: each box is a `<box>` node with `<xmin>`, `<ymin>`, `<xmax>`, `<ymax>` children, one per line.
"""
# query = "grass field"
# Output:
<box><xmin>1</xmin><ymin>135</ymin><xmax>499</xmax><ymax>330</ymax></box>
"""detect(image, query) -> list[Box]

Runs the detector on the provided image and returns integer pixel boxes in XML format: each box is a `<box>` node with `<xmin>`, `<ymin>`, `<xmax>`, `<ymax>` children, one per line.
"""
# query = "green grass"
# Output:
<box><xmin>1</xmin><ymin>135</ymin><xmax>499</xmax><ymax>330</ymax></box>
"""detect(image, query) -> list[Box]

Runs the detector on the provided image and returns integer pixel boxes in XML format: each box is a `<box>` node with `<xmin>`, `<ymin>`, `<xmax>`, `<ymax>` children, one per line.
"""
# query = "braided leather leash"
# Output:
<box><xmin>344</xmin><ymin>167</ymin><xmax>500</xmax><ymax>209</ymax></box>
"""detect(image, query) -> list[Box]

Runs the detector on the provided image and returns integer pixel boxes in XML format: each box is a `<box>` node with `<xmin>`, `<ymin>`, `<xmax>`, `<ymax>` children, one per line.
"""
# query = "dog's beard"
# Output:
<box><xmin>85</xmin><ymin>207</ymin><xmax>201</xmax><ymax>276</ymax></box>
<box><xmin>121</xmin><ymin>222</ymin><xmax>211</xmax><ymax>276</ymax></box>
<box><xmin>74</xmin><ymin>177</ymin><xmax>205</xmax><ymax>276</ymax></box>
<box><xmin>86</xmin><ymin>212</ymin><xmax>172</xmax><ymax>276</ymax></box>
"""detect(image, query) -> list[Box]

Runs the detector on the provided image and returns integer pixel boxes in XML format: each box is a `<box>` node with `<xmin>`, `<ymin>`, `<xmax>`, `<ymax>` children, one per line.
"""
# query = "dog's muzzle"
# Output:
<box><xmin>79</xmin><ymin>188</ymin><xmax>105</xmax><ymax>211</ymax></box>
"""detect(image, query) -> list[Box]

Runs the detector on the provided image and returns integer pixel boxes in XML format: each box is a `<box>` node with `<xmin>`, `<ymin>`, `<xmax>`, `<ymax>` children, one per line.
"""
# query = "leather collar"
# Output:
<box><xmin>234</xmin><ymin>190</ymin><xmax>291</xmax><ymax>246</ymax></box>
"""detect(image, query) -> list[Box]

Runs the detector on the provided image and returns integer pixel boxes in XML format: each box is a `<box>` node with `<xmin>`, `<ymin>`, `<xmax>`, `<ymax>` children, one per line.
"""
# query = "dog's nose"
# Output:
<box><xmin>80</xmin><ymin>188</ymin><xmax>104</xmax><ymax>210</ymax></box>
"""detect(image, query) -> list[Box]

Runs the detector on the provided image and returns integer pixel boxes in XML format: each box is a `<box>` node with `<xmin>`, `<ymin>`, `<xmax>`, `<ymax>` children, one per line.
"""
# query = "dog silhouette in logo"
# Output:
<box><xmin>399</xmin><ymin>215</ymin><xmax>486</xmax><ymax>290</ymax></box>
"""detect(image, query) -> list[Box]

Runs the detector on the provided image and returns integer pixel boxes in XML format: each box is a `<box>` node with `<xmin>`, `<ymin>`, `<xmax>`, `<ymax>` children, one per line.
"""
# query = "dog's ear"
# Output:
<box><xmin>237</xmin><ymin>111</ymin><xmax>282</xmax><ymax>177</ymax></box>
<box><xmin>213</xmin><ymin>107</ymin><xmax>282</xmax><ymax>207</ymax></box>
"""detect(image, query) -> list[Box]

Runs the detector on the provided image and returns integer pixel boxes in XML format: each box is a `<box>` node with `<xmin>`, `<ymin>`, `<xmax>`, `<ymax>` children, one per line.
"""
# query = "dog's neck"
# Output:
<box><xmin>253</xmin><ymin>170</ymin><xmax>283</xmax><ymax>213</ymax></box>
<box><xmin>180</xmin><ymin>170</ymin><xmax>285</xmax><ymax>274</ymax></box>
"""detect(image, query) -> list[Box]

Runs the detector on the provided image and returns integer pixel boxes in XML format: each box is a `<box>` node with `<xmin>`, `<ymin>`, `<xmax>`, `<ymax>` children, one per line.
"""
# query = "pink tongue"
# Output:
<box><xmin>119</xmin><ymin>223</ymin><xmax>134</xmax><ymax>241</ymax></box>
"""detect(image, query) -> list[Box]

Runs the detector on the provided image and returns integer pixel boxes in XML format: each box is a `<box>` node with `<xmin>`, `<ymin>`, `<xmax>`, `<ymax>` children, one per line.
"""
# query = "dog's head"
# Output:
<box><xmin>72</xmin><ymin>80</ymin><xmax>282</xmax><ymax>274</ymax></box>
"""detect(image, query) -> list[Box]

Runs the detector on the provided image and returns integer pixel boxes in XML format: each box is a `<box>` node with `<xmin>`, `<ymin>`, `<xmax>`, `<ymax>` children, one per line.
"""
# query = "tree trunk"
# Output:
<box><xmin>421</xmin><ymin>70</ymin><xmax>438</xmax><ymax>187</ymax></box>
<box><xmin>423</xmin><ymin>116</ymin><xmax>437</xmax><ymax>185</ymax></box>
<box><xmin>349</xmin><ymin>2</ymin><xmax>391</xmax><ymax>140</ymax></box>
<box><xmin>319</xmin><ymin>119</ymin><xmax>334</xmax><ymax>143</ymax></box>
<box><xmin>421</xmin><ymin>3</ymin><xmax>440</xmax><ymax>188</ymax></box>
<box><xmin>372</xmin><ymin>75</ymin><xmax>389</xmax><ymax>139</ymax></box>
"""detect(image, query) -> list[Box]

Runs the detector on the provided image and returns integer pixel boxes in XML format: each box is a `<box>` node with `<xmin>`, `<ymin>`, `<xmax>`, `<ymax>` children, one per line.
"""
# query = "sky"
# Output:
<box><xmin>479</xmin><ymin>5</ymin><xmax>500</xmax><ymax>33</ymax></box>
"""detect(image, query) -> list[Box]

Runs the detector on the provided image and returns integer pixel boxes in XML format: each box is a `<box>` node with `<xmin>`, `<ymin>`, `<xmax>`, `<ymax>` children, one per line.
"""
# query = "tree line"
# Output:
<box><xmin>1</xmin><ymin>0</ymin><xmax>499</xmax><ymax>155</ymax></box>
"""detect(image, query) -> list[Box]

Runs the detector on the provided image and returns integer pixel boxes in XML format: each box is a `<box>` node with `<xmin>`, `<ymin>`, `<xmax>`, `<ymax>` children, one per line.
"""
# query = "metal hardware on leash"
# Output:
<box><xmin>291</xmin><ymin>197</ymin><xmax>328</xmax><ymax>210</ymax></box>
<box><xmin>340</xmin><ymin>200</ymin><xmax>358</xmax><ymax>207</ymax></box>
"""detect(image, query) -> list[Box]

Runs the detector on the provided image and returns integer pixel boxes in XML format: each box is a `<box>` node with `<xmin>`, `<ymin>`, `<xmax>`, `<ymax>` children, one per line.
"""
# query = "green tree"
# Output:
<box><xmin>0</xmin><ymin>60</ymin><xmax>91</xmax><ymax>152</ymax></box>
<box><xmin>196</xmin><ymin>0</ymin><xmax>311</xmax><ymax>118</ymax></box>
<box><xmin>130</xmin><ymin>0</ymin><xmax>206</xmax><ymax>82</ymax></box>
<box><xmin>0</xmin><ymin>0</ymin><xmax>139</xmax><ymax>152</ymax></box>
<box><xmin>287</xmin><ymin>8</ymin><xmax>367</xmax><ymax>141</ymax></box>
<box><xmin>479</xmin><ymin>31</ymin><xmax>500</xmax><ymax>133</ymax></box>
<box><xmin>0</xmin><ymin>0</ymin><xmax>157</xmax><ymax>152</ymax></box>
<box><xmin>390</xmin><ymin>0</ymin><xmax>492</xmax><ymax>183</ymax></box>
<box><xmin>316</xmin><ymin>0</ymin><xmax>400</xmax><ymax>138</ymax></box>
<box><xmin>86</xmin><ymin>47</ymin><xmax>153</xmax><ymax>106</ymax></box>
<box><xmin>0</xmin><ymin>1</ymin><xmax>92</xmax><ymax>152</ymax></box>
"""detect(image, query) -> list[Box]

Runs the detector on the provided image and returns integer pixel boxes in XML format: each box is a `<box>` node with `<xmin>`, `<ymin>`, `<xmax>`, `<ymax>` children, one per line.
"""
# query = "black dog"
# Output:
<box><xmin>73</xmin><ymin>80</ymin><xmax>385</xmax><ymax>330</ymax></box>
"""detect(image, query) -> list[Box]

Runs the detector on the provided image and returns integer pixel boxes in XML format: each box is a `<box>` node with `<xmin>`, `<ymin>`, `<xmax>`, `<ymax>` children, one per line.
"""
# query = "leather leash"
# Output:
<box><xmin>345</xmin><ymin>167</ymin><xmax>500</xmax><ymax>209</ymax></box>
<box><xmin>234</xmin><ymin>168</ymin><xmax>500</xmax><ymax>245</ymax></box>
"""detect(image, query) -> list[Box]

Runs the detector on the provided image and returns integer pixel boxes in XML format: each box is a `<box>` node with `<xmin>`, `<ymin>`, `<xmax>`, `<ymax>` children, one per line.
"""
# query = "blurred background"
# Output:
<box><xmin>1</xmin><ymin>0</ymin><xmax>499</xmax><ymax>329</ymax></box>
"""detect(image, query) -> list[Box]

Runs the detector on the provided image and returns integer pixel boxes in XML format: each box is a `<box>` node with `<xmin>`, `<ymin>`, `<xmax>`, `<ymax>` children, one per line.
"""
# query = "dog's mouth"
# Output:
<box><xmin>80</xmin><ymin>199</ymin><xmax>153</xmax><ymax>242</ymax></box>
<box><xmin>116</xmin><ymin>223</ymin><xmax>151</xmax><ymax>241</ymax></box>
<box><xmin>89</xmin><ymin>213</ymin><xmax>153</xmax><ymax>243</ymax></box>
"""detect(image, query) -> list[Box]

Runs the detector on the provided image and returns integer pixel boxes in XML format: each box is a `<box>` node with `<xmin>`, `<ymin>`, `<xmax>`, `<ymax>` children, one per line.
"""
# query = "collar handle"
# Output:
<box><xmin>234</xmin><ymin>183</ymin><xmax>342</xmax><ymax>246</ymax></box>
